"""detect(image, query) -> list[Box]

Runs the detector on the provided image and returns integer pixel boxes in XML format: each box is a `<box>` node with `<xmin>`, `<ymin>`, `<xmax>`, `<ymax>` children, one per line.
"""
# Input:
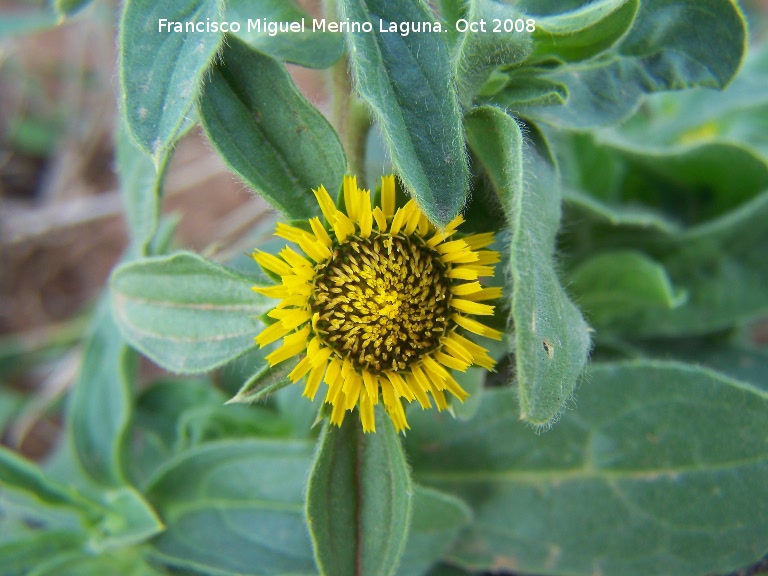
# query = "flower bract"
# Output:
<box><xmin>253</xmin><ymin>175</ymin><xmax>501</xmax><ymax>432</ymax></box>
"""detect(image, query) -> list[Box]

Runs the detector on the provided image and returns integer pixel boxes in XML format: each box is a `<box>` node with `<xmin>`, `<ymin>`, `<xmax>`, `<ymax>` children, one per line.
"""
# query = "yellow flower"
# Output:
<box><xmin>252</xmin><ymin>175</ymin><xmax>502</xmax><ymax>433</ymax></box>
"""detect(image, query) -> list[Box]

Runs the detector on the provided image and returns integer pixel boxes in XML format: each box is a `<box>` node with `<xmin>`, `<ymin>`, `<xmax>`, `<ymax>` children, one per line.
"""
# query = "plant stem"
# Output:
<box><xmin>326</xmin><ymin>0</ymin><xmax>370</xmax><ymax>186</ymax></box>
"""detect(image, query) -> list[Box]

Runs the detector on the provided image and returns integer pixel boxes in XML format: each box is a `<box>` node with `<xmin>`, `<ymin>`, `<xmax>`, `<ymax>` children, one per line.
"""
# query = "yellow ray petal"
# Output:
<box><xmin>309</xmin><ymin>217</ymin><xmax>333</xmax><ymax>247</ymax></box>
<box><xmin>430</xmin><ymin>387</ymin><xmax>447</xmax><ymax>410</ymax></box>
<box><xmin>440</xmin><ymin>335</ymin><xmax>474</xmax><ymax>364</ymax></box>
<box><xmin>255</xmin><ymin>320</ymin><xmax>292</xmax><ymax>347</ymax></box>
<box><xmin>452</xmin><ymin>299</ymin><xmax>495</xmax><ymax>315</ymax></box>
<box><xmin>452</xmin><ymin>313</ymin><xmax>503</xmax><ymax>340</ymax></box>
<box><xmin>362</xmin><ymin>370</ymin><xmax>379</xmax><ymax>405</ymax></box>
<box><xmin>386</xmin><ymin>399</ymin><xmax>409</xmax><ymax>432</ymax></box>
<box><xmin>274</xmin><ymin>222</ymin><xmax>314</xmax><ymax>244</ymax></box>
<box><xmin>278</xmin><ymin>246</ymin><xmax>312</xmax><ymax>271</ymax></box>
<box><xmin>442</xmin><ymin>373</ymin><xmax>470</xmax><ymax>402</ymax></box>
<box><xmin>464</xmin><ymin>232</ymin><xmax>495</xmax><ymax>250</ymax></box>
<box><xmin>447</xmin><ymin>267</ymin><xmax>479</xmax><ymax>281</ymax></box>
<box><xmin>372</xmin><ymin>206</ymin><xmax>387</xmax><ymax>231</ymax></box>
<box><xmin>385</xmin><ymin>371</ymin><xmax>415</xmax><ymax>401</ymax></box>
<box><xmin>464</xmin><ymin>286</ymin><xmax>503</xmax><ymax>301</ymax></box>
<box><xmin>417</xmin><ymin>212</ymin><xmax>430</xmax><ymax>235</ymax></box>
<box><xmin>440</xmin><ymin>250</ymin><xmax>480</xmax><ymax>264</ymax></box>
<box><xmin>435</xmin><ymin>350</ymin><xmax>470</xmax><ymax>372</ymax></box>
<box><xmin>266</xmin><ymin>333</ymin><xmax>309</xmax><ymax>366</ymax></box>
<box><xmin>474</xmin><ymin>250</ymin><xmax>501</xmax><ymax>265</ymax></box>
<box><xmin>332</xmin><ymin>210</ymin><xmax>356</xmax><ymax>243</ymax></box>
<box><xmin>436</xmin><ymin>239</ymin><xmax>469</xmax><ymax>255</ymax></box>
<box><xmin>381</xmin><ymin>175</ymin><xmax>396</xmax><ymax>217</ymax></box>
<box><xmin>421</xmin><ymin>356</ymin><xmax>450</xmax><ymax>388</ymax></box>
<box><xmin>304</xmin><ymin>361</ymin><xmax>328</xmax><ymax>401</ymax></box>
<box><xmin>360</xmin><ymin>387</ymin><xmax>376</xmax><ymax>432</ymax></box>
<box><xmin>313</xmin><ymin>185</ymin><xmax>337</xmax><ymax>223</ymax></box>
<box><xmin>343</xmin><ymin>175</ymin><xmax>359</xmax><ymax>221</ymax></box>
<box><xmin>253</xmin><ymin>251</ymin><xmax>292</xmax><ymax>277</ymax></box>
<box><xmin>252</xmin><ymin>284</ymin><xmax>292</xmax><ymax>299</ymax></box>
<box><xmin>324</xmin><ymin>358</ymin><xmax>344</xmax><ymax>402</ymax></box>
<box><xmin>297</xmin><ymin>236</ymin><xmax>331</xmax><ymax>263</ymax></box>
<box><xmin>451</xmin><ymin>281</ymin><xmax>483</xmax><ymax>296</ymax></box>
<box><xmin>343</xmin><ymin>370</ymin><xmax>363</xmax><ymax>410</ymax></box>
<box><xmin>330</xmin><ymin>392</ymin><xmax>347</xmax><ymax>426</ymax></box>
<box><xmin>404</xmin><ymin>201</ymin><xmax>423</xmax><ymax>235</ymax></box>
<box><xmin>405</xmin><ymin>373</ymin><xmax>431</xmax><ymax>409</ymax></box>
<box><xmin>389</xmin><ymin>201</ymin><xmax>413</xmax><ymax>236</ymax></box>
<box><xmin>359</xmin><ymin>189</ymin><xmax>373</xmax><ymax>238</ymax></box>
<box><xmin>289</xmin><ymin>355</ymin><xmax>312</xmax><ymax>383</ymax></box>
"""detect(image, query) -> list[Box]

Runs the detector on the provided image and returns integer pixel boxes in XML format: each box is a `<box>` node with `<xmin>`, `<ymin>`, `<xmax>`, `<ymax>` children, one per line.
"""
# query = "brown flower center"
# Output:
<box><xmin>310</xmin><ymin>233</ymin><xmax>452</xmax><ymax>373</ymax></box>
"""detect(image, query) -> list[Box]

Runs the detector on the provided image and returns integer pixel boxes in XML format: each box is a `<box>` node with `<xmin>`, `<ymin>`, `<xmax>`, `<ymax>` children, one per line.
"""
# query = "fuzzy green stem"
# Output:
<box><xmin>326</xmin><ymin>0</ymin><xmax>371</xmax><ymax>187</ymax></box>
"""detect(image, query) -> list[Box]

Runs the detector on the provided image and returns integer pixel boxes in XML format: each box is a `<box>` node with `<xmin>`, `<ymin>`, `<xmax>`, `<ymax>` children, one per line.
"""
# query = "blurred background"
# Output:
<box><xmin>0</xmin><ymin>0</ymin><xmax>330</xmax><ymax>461</ymax></box>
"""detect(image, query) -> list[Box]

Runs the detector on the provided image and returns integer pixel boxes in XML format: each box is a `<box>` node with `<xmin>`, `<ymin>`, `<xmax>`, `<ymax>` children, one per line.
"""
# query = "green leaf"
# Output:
<box><xmin>636</xmin><ymin>335</ymin><xmax>768</xmax><ymax>394</ymax></box>
<box><xmin>119</xmin><ymin>0</ymin><xmax>225</xmax><ymax>161</ymax></box>
<box><xmin>620</xmin><ymin>0</ymin><xmax>746</xmax><ymax>88</ymax></box>
<box><xmin>110</xmin><ymin>251</ymin><xmax>270</xmax><ymax>373</ymax></box>
<box><xmin>554</xmin><ymin>130</ymin><xmax>768</xmax><ymax>225</ymax></box>
<box><xmin>407</xmin><ymin>361</ymin><xmax>768</xmax><ymax>576</ymax></box>
<box><xmin>91</xmin><ymin>487</ymin><xmax>164</xmax><ymax>551</ymax></box>
<box><xmin>465</xmin><ymin>107</ymin><xmax>591</xmax><ymax>426</ymax></box>
<box><xmin>146</xmin><ymin>439</ymin><xmax>317</xmax><ymax>576</ymax></box>
<box><xmin>227</xmin><ymin>355</ymin><xmax>300</xmax><ymax>405</ymax></box>
<box><xmin>532</xmin><ymin>0</ymin><xmax>639</xmax><ymax>62</ymax></box>
<box><xmin>135</xmin><ymin>378</ymin><xmax>223</xmax><ymax>444</ymax></box>
<box><xmin>68</xmin><ymin>302</ymin><xmax>134</xmax><ymax>486</ymax></box>
<box><xmin>0</xmin><ymin>532</ymin><xmax>82</xmax><ymax>576</ymax></box>
<box><xmin>395</xmin><ymin>486</ymin><xmax>472</xmax><ymax>576</ymax></box>
<box><xmin>275</xmin><ymin>381</ymin><xmax>324</xmax><ymax>438</ymax></box>
<box><xmin>0</xmin><ymin>446</ymin><xmax>96</xmax><ymax>514</ymax></box>
<box><xmin>566</xmin><ymin>190</ymin><xmax>768</xmax><ymax>337</ymax></box>
<box><xmin>54</xmin><ymin>0</ymin><xmax>92</xmax><ymax>17</ymax></box>
<box><xmin>608</xmin><ymin>43</ymin><xmax>768</xmax><ymax>160</ymax></box>
<box><xmin>227</xmin><ymin>0</ymin><xmax>343</xmax><ymax>68</ymax></box>
<box><xmin>570</xmin><ymin>250</ymin><xmax>686</xmax><ymax>327</ymax></box>
<box><xmin>636</xmin><ymin>192</ymin><xmax>768</xmax><ymax>336</ymax></box>
<box><xmin>340</xmin><ymin>0</ymin><xmax>469</xmax><ymax>227</ymax></box>
<box><xmin>307</xmin><ymin>411</ymin><xmax>412</xmax><ymax>576</ymax></box>
<box><xmin>28</xmin><ymin>550</ymin><xmax>162</xmax><ymax>576</ymax></box>
<box><xmin>572</xmin><ymin>137</ymin><xmax>768</xmax><ymax>224</ymax></box>
<box><xmin>508</xmin><ymin>0</ymin><xmax>748</xmax><ymax>128</ymax></box>
<box><xmin>116</xmin><ymin>120</ymin><xmax>168</xmax><ymax>256</ymax></box>
<box><xmin>436</xmin><ymin>0</ymin><xmax>467</xmax><ymax>49</ymax></box>
<box><xmin>454</xmin><ymin>0</ymin><xmax>532</xmax><ymax>105</ymax></box>
<box><xmin>562</xmin><ymin>188</ymin><xmax>681</xmax><ymax>239</ymax></box>
<box><xmin>490</xmin><ymin>69</ymin><xmax>568</xmax><ymax>107</ymax></box>
<box><xmin>199</xmin><ymin>36</ymin><xmax>346</xmax><ymax>220</ymax></box>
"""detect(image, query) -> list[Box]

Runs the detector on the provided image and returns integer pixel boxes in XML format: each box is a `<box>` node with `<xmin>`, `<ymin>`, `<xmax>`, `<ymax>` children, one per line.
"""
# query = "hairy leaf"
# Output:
<box><xmin>455</xmin><ymin>0</ymin><xmax>532</xmax><ymax>104</ymax></box>
<box><xmin>227</xmin><ymin>0</ymin><xmax>343</xmax><ymax>68</ymax></box>
<box><xmin>146</xmin><ymin>439</ymin><xmax>317</xmax><ymax>576</ymax></box>
<box><xmin>307</xmin><ymin>412</ymin><xmax>412</xmax><ymax>576</ymax></box>
<box><xmin>466</xmin><ymin>107</ymin><xmax>591</xmax><ymax>425</ymax></box>
<box><xmin>68</xmin><ymin>303</ymin><xmax>134</xmax><ymax>486</ymax></box>
<box><xmin>505</xmin><ymin>0</ymin><xmax>747</xmax><ymax>128</ymax></box>
<box><xmin>532</xmin><ymin>0</ymin><xmax>639</xmax><ymax>62</ymax></box>
<box><xmin>395</xmin><ymin>487</ymin><xmax>471</xmax><ymax>576</ymax></box>
<box><xmin>120</xmin><ymin>0</ymin><xmax>225</xmax><ymax>161</ymax></box>
<box><xmin>110</xmin><ymin>252</ymin><xmax>270</xmax><ymax>373</ymax></box>
<box><xmin>340</xmin><ymin>0</ymin><xmax>468</xmax><ymax>227</ymax></box>
<box><xmin>199</xmin><ymin>36</ymin><xmax>346</xmax><ymax>220</ymax></box>
<box><xmin>407</xmin><ymin>361</ymin><xmax>768</xmax><ymax>576</ymax></box>
<box><xmin>569</xmin><ymin>250</ymin><xmax>686</xmax><ymax>327</ymax></box>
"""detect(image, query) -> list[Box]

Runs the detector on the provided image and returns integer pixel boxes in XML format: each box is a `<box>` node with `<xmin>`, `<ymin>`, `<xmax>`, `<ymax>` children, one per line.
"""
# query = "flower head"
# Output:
<box><xmin>253</xmin><ymin>175</ymin><xmax>501</xmax><ymax>432</ymax></box>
